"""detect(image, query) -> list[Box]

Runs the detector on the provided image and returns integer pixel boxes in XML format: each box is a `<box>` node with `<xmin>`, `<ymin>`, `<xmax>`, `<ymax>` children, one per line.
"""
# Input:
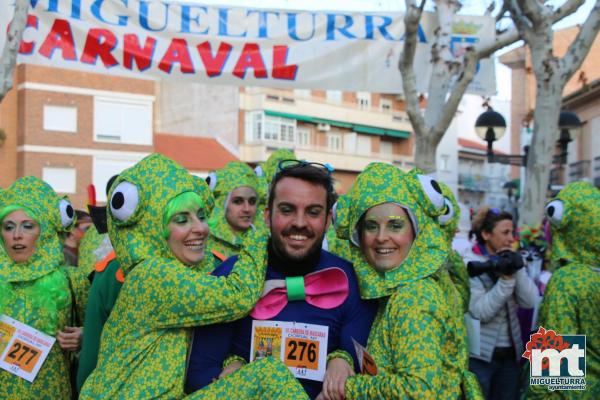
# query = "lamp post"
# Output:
<box><xmin>475</xmin><ymin>109</ymin><xmax>582</xmax><ymax>166</ymax></box>
<box><xmin>503</xmin><ymin>180</ymin><xmax>519</xmax><ymax>221</ymax></box>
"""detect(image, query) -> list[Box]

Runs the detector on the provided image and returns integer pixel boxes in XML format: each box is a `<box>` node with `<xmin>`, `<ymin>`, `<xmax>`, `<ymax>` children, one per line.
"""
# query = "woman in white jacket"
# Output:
<box><xmin>464</xmin><ymin>207</ymin><xmax>538</xmax><ymax>400</ymax></box>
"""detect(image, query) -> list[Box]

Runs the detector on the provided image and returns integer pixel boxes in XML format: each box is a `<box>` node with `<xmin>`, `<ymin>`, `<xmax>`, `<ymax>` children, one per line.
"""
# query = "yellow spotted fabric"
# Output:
<box><xmin>0</xmin><ymin>177</ymin><xmax>89</xmax><ymax>399</ymax></box>
<box><xmin>207</xmin><ymin>162</ymin><xmax>260</xmax><ymax>261</ymax></box>
<box><xmin>438</xmin><ymin>181</ymin><xmax>470</xmax><ymax>313</ymax></box>
<box><xmin>79</xmin><ymin>154</ymin><xmax>270</xmax><ymax>399</ymax></box>
<box><xmin>337</xmin><ymin>163</ymin><xmax>482</xmax><ymax>399</ymax></box>
<box><xmin>77</xmin><ymin>227</ymin><xmax>112</xmax><ymax>276</ymax></box>
<box><xmin>187</xmin><ymin>357</ymin><xmax>308</xmax><ymax>399</ymax></box>
<box><xmin>528</xmin><ymin>182</ymin><xmax>600</xmax><ymax>399</ymax></box>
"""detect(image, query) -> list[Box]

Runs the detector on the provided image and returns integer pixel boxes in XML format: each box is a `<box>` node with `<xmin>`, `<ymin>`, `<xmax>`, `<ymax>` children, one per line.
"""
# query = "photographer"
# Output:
<box><xmin>465</xmin><ymin>207</ymin><xmax>538</xmax><ymax>400</ymax></box>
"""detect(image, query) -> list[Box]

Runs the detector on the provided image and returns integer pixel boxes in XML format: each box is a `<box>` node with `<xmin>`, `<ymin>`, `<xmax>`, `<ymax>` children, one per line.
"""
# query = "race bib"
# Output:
<box><xmin>352</xmin><ymin>338</ymin><xmax>378</xmax><ymax>376</ymax></box>
<box><xmin>250</xmin><ymin>320</ymin><xmax>328</xmax><ymax>381</ymax></box>
<box><xmin>0</xmin><ymin>315</ymin><xmax>56</xmax><ymax>382</ymax></box>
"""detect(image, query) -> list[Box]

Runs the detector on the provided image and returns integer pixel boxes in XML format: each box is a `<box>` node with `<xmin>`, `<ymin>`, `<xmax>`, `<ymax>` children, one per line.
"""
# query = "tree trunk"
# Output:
<box><xmin>413</xmin><ymin>133</ymin><xmax>438</xmax><ymax>173</ymax></box>
<box><xmin>520</xmin><ymin>80</ymin><xmax>563</xmax><ymax>226</ymax></box>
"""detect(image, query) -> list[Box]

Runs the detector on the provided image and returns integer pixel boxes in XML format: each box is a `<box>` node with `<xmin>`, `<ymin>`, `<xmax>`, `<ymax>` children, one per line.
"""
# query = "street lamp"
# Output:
<box><xmin>475</xmin><ymin>108</ymin><xmax>526</xmax><ymax>166</ymax></box>
<box><xmin>474</xmin><ymin>109</ymin><xmax>582</xmax><ymax>166</ymax></box>
<box><xmin>557</xmin><ymin>111</ymin><xmax>583</xmax><ymax>164</ymax></box>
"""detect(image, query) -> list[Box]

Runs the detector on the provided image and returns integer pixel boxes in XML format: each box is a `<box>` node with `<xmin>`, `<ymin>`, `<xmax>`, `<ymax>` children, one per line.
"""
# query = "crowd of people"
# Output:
<box><xmin>0</xmin><ymin>150</ymin><xmax>597</xmax><ymax>399</ymax></box>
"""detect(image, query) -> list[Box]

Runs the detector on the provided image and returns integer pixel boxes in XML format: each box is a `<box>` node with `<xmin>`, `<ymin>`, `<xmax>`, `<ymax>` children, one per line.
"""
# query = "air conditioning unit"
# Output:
<box><xmin>317</xmin><ymin>123</ymin><xmax>331</xmax><ymax>131</ymax></box>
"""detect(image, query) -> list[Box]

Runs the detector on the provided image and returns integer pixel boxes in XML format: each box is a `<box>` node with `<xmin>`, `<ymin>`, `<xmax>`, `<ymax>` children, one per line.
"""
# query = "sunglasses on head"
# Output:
<box><xmin>276</xmin><ymin>159</ymin><xmax>334</xmax><ymax>176</ymax></box>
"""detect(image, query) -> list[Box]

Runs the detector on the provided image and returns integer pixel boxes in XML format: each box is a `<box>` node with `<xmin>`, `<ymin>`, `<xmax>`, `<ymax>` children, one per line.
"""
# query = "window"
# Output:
<box><xmin>94</xmin><ymin>97</ymin><xmax>152</xmax><ymax>145</ymax></box>
<box><xmin>356</xmin><ymin>135</ymin><xmax>372</xmax><ymax>155</ymax></box>
<box><xmin>440</xmin><ymin>154</ymin><xmax>450</xmax><ymax>171</ymax></box>
<box><xmin>356</xmin><ymin>92</ymin><xmax>371</xmax><ymax>109</ymax></box>
<box><xmin>43</xmin><ymin>105</ymin><xmax>77</xmax><ymax>133</ymax></box>
<box><xmin>43</xmin><ymin>167</ymin><xmax>76</xmax><ymax>194</ymax></box>
<box><xmin>326</xmin><ymin>90</ymin><xmax>343</xmax><ymax>104</ymax></box>
<box><xmin>245</xmin><ymin>112</ymin><xmax>296</xmax><ymax>144</ymax></box>
<box><xmin>327</xmin><ymin>133</ymin><xmax>342</xmax><ymax>152</ymax></box>
<box><xmin>380</xmin><ymin>99</ymin><xmax>392</xmax><ymax>113</ymax></box>
<box><xmin>380</xmin><ymin>141</ymin><xmax>393</xmax><ymax>156</ymax></box>
<box><xmin>294</xmin><ymin>89</ymin><xmax>311</xmax><ymax>98</ymax></box>
<box><xmin>93</xmin><ymin>157</ymin><xmax>139</xmax><ymax>202</ymax></box>
<box><xmin>297</xmin><ymin>129</ymin><xmax>310</xmax><ymax>148</ymax></box>
<box><xmin>344</xmin><ymin>132</ymin><xmax>357</xmax><ymax>154</ymax></box>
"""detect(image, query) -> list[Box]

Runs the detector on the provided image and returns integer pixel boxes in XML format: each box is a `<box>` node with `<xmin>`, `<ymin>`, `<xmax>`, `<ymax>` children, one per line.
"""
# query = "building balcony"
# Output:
<box><xmin>240</xmin><ymin>89</ymin><xmax>412</xmax><ymax>133</ymax></box>
<box><xmin>568</xmin><ymin>160</ymin><xmax>591</xmax><ymax>182</ymax></box>
<box><xmin>458</xmin><ymin>173</ymin><xmax>491</xmax><ymax>192</ymax></box>
<box><xmin>239</xmin><ymin>141</ymin><xmax>414</xmax><ymax>172</ymax></box>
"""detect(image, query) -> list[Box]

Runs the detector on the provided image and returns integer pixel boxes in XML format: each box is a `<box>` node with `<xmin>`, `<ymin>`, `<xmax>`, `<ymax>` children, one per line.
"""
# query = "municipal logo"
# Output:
<box><xmin>522</xmin><ymin>326</ymin><xmax>586</xmax><ymax>391</ymax></box>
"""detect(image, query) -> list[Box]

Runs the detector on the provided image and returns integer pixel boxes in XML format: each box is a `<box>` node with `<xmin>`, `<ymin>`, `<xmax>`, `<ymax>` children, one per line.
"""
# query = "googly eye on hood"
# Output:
<box><xmin>58</xmin><ymin>198</ymin><xmax>75</xmax><ymax>229</ymax></box>
<box><xmin>207</xmin><ymin>171</ymin><xmax>218</xmax><ymax>192</ymax></box>
<box><xmin>109</xmin><ymin>181</ymin><xmax>140</xmax><ymax>223</ymax></box>
<box><xmin>545</xmin><ymin>200</ymin><xmax>564</xmax><ymax>226</ymax></box>
<box><xmin>546</xmin><ymin>181</ymin><xmax>599</xmax><ymax>267</ymax></box>
<box><xmin>438</xmin><ymin>198</ymin><xmax>454</xmax><ymax>226</ymax></box>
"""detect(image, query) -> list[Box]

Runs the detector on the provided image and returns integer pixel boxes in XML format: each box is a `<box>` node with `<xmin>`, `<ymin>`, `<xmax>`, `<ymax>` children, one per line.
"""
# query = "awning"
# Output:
<box><xmin>265</xmin><ymin>110</ymin><xmax>411</xmax><ymax>139</ymax></box>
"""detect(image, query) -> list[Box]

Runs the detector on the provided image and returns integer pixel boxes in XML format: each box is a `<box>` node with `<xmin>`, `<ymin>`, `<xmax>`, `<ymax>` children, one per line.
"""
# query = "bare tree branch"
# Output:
<box><xmin>0</xmin><ymin>0</ymin><xmax>29</xmax><ymax>103</ymax></box>
<box><xmin>431</xmin><ymin>50</ymin><xmax>479</xmax><ymax>142</ymax></box>
<box><xmin>553</xmin><ymin>0</ymin><xmax>586</xmax><ymax>22</ymax></box>
<box><xmin>399</xmin><ymin>0</ymin><xmax>427</xmax><ymax>137</ymax></box>
<box><xmin>560</xmin><ymin>2</ymin><xmax>600</xmax><ymax>81</ymax></box>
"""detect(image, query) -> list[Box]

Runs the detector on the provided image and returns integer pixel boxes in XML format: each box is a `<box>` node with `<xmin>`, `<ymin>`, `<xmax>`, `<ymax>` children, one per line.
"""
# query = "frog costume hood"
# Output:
<box><xmin>544</xmin><ymin>181</ymin><xmax>599</xmax><ymax>267</ymax></box>
<box><xmin>0</xmin><ymin>176</ymin><xmax>75</xmax><ymax>283</ymax></box>
<box><xmin>437</xmin><ymin>181</ymin><xmax>460</xmax><ymax>243</ymax></box>
<box><xmin>106</xmin><ymin>154</ymin><xmax>214</xmax><ymax>273</ymax></box>
<box><xmin>207</xmin><ymin>162</ymin><xmax>260</xmax><ymax>252</ymax></box>
<box><xmin>336</xmin><ymin>163</ymin><xmax>448</xmax><ymax>299</ymax></box>
<box><xmin>0</xmin><ymin>177</ymin><xmax>76</xmax><ymax>335</ymax></box>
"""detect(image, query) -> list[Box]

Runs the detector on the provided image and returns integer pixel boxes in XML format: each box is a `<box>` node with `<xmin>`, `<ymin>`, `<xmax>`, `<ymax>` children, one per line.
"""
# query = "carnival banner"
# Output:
<box><xmin>0</xmin><ymin>0</ymin><xmax>496</xmax><ymax>94</ymax></box>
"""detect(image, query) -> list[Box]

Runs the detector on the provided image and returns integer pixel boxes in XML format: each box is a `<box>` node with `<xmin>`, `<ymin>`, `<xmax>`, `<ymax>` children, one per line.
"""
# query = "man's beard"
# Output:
<box><xmin>269</xmin><ymin>228</ymin><xmax>325</xmax><ymax>276</ymax></box>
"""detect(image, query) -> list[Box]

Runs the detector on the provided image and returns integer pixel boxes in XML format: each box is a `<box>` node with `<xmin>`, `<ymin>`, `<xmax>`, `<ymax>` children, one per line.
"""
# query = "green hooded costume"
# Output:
<box><xmin>0</xmin><ymin>177</ymin><xmax>89</xmax><ymax>399</ymax></box>
<box><xmin>438</xmin><ymin>181</ymin><xmax>471</xmax><ymax>313</ymax></box>
<box><xmin>77</xmin><ymin>227</ymin><xmax>112</xmax><ymax>277</ymax></box>
<box><xmin>336</xmin><ymin>163</ymin><xmax>482</xmax><ymax>399</ymax></box>
<box><xmin>79</xmin><ymin>154</ymin><xmax>303</xmax><ymax>399</ymax></box>
<box><xmin>527</xmin><ymin>182</ymin><xmax>599</xmax><ymax>399</ymax></box>
<box><xmin>207</xmin><ymin>162</ymin><xmax>260</xmax><ymax>261</ymax></box>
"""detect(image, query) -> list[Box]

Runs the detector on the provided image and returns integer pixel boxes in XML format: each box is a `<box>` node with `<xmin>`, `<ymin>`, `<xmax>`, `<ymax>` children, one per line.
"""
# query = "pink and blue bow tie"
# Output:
<box><xmin>250</xmin><ymin>267</ymin><xmax>349</xmax><ymax>320</ymax></box>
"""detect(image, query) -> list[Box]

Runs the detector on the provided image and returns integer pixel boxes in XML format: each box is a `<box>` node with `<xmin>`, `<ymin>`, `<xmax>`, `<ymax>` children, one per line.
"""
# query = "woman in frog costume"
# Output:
<box><xmin>334</xmin><ymin>163</ymin><xmax>482</xmax><ymax>399</ymax></box>
<box><xmin>79</xmin><ymin>154</ymin><xmax>305</xmax><ymax>399</ymax></box>
<box><xmin>0</xmin><ymin>176</ymin><xmax>89</xmax><ymax>399</ymax></box>
<box><xmin>438</xmin><ymin>181</ymin><xmax>471</xmax><ymax>313</ymax></box>
<box><xmin>206</xmin><ymin>161</ymin><xmax>260</xmax><ymax>261</ymax></box>
<box><xmin>527</xmin><ymin>182</ymin><xmax>599</xmax><ymax>399</ymax></box>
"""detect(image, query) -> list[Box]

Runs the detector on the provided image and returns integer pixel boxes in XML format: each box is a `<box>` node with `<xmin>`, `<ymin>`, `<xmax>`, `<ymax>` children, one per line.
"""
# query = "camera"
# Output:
<box><xmin>467</xmin><ymin>250</ymin><xmax>525</xmax><ymax>278</ymax></box>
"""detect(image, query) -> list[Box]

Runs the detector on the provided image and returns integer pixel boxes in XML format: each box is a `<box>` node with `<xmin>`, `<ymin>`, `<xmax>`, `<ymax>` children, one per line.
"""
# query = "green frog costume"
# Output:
<box><xmin>438</xmin><ymin>181</ymin><xmax>471</xmax><ymax>313</ymax></box>
<box><xmin>79</xmin><ymin>154</ymin><xmax>304</xmax><ymax>399</ymax></box>
<box><xmin>0</xmin><ymin>176</ymin><xmax>89</xmax><ymax>399</ymax></box>
<box><xmin>527</xmin><ymin>181</ymin><xmax>599</xmax><ymax>399</ymax></box>
<box><xmin>207</xmin><ymin>161</ymin><xmax>260</xmax><ymax>261</ymax></box>
<box><xmin>335</xmin><ymin>163</ymin><xmax>482</xmax><ymax>399</ymax></box>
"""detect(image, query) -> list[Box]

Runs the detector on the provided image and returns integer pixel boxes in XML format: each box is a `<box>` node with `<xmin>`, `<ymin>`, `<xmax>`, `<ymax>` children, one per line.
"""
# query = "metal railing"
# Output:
<box><xmin>568</xmin><ymin>160</ymin><xmax>591</xmax><ymax>182</ymax></box>
<box><xmin>458</xmin><ymin>173</ymin><xmax>491</xmax><ymax>191</ymax></box>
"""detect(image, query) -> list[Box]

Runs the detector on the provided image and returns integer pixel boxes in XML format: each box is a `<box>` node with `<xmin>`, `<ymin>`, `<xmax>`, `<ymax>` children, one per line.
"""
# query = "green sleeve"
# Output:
<box><xmin>76</xmin><ymin>260</ymin><xmax>122</xmax><ymax>391</ymax></box>
<box><xmin>130</xmin><ymin>228</ymin><xmax>268</xmax><ymax>329</ymax></box>
<box><xmin>447</xmin><ymin>250</ymin><xmax>470</xmax><ymax>314</ymax></box>
<box><xmin>345</xmin><ymin>286</ymin><xmax>445</xmax><ymax>399</ymax></box>
<box><xmin>63</xmin><ymin>266</ymin><xmax>91</xmax><ymax>325</ymax></box>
